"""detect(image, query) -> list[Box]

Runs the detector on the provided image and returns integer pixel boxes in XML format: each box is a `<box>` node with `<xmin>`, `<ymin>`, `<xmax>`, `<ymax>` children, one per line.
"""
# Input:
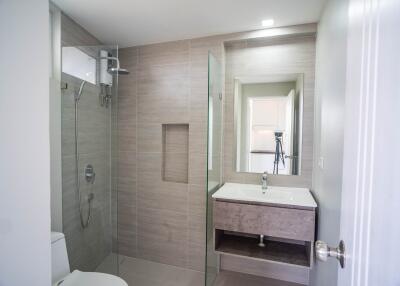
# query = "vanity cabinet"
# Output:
<box><xmin>212</xmin><ymin>184</ymin><xmax>317</xmax><ymax>285</ymax></box>
<box><xmin>214</xmin><ymin>201</ymin><xmax>315</xmax><ymax>241</ymax></box>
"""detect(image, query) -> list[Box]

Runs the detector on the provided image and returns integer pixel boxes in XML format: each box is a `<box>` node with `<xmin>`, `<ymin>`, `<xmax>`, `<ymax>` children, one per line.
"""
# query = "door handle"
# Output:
<box><xmin>315</xmin><ymin>240</ymin><xmax>346</xmax><ymax>268</ymax></box>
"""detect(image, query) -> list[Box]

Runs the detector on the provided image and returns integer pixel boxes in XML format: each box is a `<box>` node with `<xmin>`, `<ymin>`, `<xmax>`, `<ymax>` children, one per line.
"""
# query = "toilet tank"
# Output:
<box><xmin>51</xmin><ymin>232</ymin><xmax>70</xmax><ymax>283</ymax></box>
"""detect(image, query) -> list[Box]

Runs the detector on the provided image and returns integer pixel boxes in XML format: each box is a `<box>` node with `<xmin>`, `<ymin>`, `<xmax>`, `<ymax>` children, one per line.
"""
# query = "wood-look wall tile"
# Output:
<box><xmin>117</xmin><ymin>228</ymin><xmax>137</xmax><ymax>258</ymax></box>
<box><xmin>119</xmin><ymin>47</ymin><xmax>139</xmax><ymax>68</ymax></box>
<box><xmin>138</xmin><ymin>179</ymin><xmax>188</xmax><ymax>214</ymax></box>
<box><xmin>138</xmin><ymin>64</ymin><xmax>190</xmax><ymax>93</ymax></box>
<box><xmin>163</xmin><ymin>152</ymin><xmax>188</xmax><ymax>183</ymax></box>
<box><xmin>137</xmin><ymin>208</ymin><xmax>188</xmax><ymax>267</ymax></box>
<box><xmin>188</xmin><ymin>184</ymin><xmax>206</xmax><ymax>217</ymax></box>
<box><xmin>189</xmin><ymin>89</ymin><xmax>208</xmax><ymax>123</ymax></box>
<box><xmin>137</xmin><ymin>123</ymin><xmax>162</xmax><ymax>153</ymax></box>
<box><xmin>187</xmin><ymin>243</ymin><xmax>206</xmax><ymax>272</ymax></box>
<box><xmin>138</xmin><ymin>40</ymin><xmax>190</xmax><ymax>66</ymax></box>
<box><xmin>189</xmin><ymin>122</ymin><xmax>207</xmax><ymax>155</ymax></box>
<box><xmin>188</xmin><ymin>216</ymin><xmax>206</xmax><ymax>246</ymax></box>
<box><xmin>118</xmin><ymin>128</ymin><xmax>136</xmax><ymax>152</ymax></box>
<box><xmin>116</xmin><ymin>38</ymin><xmax>210</xmax><ymax>270</ymax></box>
<box><xmin>118</xmin><ymin>151</ymin><xmax>136</xmax><ymax>181</ymax></box>
<box><xmin>188</xmin><ymin>153</ymin><xmax>207</xmax><ymax>185</ymax></box>
<box><xmin>163</xmin><ymin>124</ymin><xmax>189</xmax><ymax>153</ymax></box>
<box><xmin>137</xmin><ymin>152</ymin><xmax>162</xmax><ymax>175</ymax></box>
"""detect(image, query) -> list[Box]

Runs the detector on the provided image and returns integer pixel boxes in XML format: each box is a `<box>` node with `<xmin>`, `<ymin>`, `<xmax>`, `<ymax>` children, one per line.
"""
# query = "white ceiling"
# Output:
<box><xmin>53</xmin><ymin>0</ymin><xmax>327</xmax><ymax>48</ymax></box>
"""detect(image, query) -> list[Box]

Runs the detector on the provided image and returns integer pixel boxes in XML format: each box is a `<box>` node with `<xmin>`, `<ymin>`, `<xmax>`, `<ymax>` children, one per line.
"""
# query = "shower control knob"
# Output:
<box><xmin>84</xmin><ymin>164</ymin><xmax>96</xmax><ymax>183</ymax></box>
<box><xmin>315</xmin><ymin>240</ymin><xmax>346</xmax><ymax>268</ymax></box>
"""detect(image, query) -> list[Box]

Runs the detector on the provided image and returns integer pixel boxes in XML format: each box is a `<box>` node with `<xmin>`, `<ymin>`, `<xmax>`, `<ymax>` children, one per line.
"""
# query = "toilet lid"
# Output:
<box><xmin>54</xmin><ymin>270</ymin><xmax>128</xmax><ymax>286</ymax></box>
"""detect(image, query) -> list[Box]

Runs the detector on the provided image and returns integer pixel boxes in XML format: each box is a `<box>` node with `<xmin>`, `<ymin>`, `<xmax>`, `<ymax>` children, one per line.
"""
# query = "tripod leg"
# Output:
<box><xmin>274</xmin><ymin>139</ymin><xmax>280</xmax><ymax>174</ymax></box>
<box><xmin>279</xmin><ymin>140</ymin><xmax>285</xmax><ymax>167</ymax></box>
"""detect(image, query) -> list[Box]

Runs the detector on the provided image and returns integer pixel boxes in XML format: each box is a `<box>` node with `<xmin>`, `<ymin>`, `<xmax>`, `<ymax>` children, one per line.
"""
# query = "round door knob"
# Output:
<box><xmin>315</xmin><ymin>240</ymin><xmax>346</xmax><ymax>268</ymax></box>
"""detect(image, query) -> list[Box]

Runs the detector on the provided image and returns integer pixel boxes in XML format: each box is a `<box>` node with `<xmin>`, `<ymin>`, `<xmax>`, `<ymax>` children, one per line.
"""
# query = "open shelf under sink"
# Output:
<box><xmin>215</xmin><ymin>231</ymin><xmax>310</xmax><ymax>267</ymax></box>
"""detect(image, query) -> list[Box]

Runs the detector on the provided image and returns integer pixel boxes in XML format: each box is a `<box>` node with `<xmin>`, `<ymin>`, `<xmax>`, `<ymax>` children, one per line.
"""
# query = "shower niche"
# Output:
<box><xmin>162</xmin><ymin>123</ymin><xmax>189</xmax><ymax>184</ymax></box>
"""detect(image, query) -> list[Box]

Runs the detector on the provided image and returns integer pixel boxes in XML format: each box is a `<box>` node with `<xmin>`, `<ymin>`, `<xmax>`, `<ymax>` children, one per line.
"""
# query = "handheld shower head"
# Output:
<box><xmin>75</xmin><ymin>80</ymin><xmax>87</xmax><ymax>102</ymax></box>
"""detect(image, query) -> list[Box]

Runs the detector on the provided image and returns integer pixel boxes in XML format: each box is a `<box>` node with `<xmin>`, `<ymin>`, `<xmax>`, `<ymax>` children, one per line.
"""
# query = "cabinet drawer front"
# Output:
<box><xmin>214</xmin><ymin>201</ymin><xmax>315</xmax><ymax>241</ymax></box>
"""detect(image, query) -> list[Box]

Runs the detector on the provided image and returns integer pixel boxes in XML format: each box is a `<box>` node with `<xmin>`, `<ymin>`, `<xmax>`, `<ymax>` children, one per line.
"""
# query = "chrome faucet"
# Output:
<box><xmin>261</xmin><ymin>171</ymin><xmax>268</xmax><ymax>190</ymax></box>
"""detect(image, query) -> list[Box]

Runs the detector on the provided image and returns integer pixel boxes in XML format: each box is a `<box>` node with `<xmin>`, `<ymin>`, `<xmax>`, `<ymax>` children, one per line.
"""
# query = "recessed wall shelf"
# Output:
<box><xmin>162</xmin><ymin>123</ymin><xmax>189</xmax><ymax>184</ymax></box>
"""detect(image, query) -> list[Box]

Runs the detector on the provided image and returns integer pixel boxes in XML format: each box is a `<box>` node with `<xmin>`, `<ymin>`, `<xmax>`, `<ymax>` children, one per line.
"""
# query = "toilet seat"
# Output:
<box><xmin>54</xmin><ymin>270</ymin><xmax>128</xmax><ymax>286</ymax></box>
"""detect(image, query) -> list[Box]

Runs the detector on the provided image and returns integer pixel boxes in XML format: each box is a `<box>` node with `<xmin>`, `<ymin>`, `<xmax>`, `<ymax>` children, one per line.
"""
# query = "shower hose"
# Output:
<box><xmin>74</xmin><ymin>97</ymin><xmax>94</xmax><ymax>229</ymax></box>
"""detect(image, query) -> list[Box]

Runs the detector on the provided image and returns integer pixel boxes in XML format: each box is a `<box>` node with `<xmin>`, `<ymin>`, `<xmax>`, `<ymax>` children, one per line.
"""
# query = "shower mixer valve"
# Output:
<box><xmin>84</xmin><ymin>164</ymin><xmax>96</xmax><ymax>184</ymax></box>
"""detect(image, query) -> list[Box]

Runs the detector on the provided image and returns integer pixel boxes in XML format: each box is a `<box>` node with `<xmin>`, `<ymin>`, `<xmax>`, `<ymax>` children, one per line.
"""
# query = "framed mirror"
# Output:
<box><xmin>234</xmin><ymin>74</ymin><xmax>304</xmax><ymax>175</ymax></box>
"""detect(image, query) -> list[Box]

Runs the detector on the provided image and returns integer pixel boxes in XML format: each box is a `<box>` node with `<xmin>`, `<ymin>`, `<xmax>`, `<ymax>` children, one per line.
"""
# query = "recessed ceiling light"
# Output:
<box><xmin>262</xmin><ymin>19</ymin><xmax>274</xmax><ymax>27</ymax></box>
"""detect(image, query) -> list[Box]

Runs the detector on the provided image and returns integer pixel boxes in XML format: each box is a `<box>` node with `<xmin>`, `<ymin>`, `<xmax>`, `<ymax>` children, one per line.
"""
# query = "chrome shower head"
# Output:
<box><xmin>99</xmin><ymin>56</ymin><xmax>130</xmax><ymax>75</ymax></box>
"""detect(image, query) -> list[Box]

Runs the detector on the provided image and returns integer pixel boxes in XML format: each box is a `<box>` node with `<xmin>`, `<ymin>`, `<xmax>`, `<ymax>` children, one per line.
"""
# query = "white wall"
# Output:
<box><xmin>49</xmin><ymin>3</ymin><xmax>63</xmax><ymax>232</ymax></box>
<box><xmin>0</xmin><ymin>1</ymin><xmax>51</xmax><ymax>285</ymax></box>
<box><xmin>310</xmin><ymin>0</ymin><xmax>349</xmax><ymax>285</ymax></box>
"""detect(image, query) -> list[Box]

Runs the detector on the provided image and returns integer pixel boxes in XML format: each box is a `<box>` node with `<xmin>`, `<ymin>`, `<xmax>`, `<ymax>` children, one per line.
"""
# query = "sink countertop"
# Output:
<box><xmin>212</xmin><ymin>183</ymin><xmax>317</xmax><ymax>210</ymax></box>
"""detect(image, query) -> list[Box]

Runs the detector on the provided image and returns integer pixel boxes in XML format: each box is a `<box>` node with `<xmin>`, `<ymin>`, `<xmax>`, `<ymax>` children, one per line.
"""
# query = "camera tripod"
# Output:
<box><xmin>273</xmin><ymin>132</ymin><xmax>285</xmax><ymax>175</ymax></box>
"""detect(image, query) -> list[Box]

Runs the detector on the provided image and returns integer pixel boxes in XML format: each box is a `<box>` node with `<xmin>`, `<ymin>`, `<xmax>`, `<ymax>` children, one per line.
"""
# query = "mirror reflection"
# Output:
<box><xmin>234</xmin><ymin>74</ymin><xmax>303</xmax><ymax>175</ymax></box>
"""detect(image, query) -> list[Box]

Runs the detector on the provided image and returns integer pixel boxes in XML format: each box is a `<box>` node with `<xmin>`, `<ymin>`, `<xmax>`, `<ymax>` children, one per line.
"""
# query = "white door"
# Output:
<box><xmin>317</xmin><ymin>0</ymin><xmax>400</xmax><ymax>285</ymax></box>
<box><xmin>311</xmin><ymin>0</ymin><xmax>349</xmax><ymax>284</ymax></box>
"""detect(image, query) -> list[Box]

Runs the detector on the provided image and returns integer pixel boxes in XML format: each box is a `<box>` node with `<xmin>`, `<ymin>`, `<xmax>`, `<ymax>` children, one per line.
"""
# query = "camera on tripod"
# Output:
<box><xmin>273</xmin><ymin>131</ymin><xmax>285</xmax><ymax>174</ymax></box>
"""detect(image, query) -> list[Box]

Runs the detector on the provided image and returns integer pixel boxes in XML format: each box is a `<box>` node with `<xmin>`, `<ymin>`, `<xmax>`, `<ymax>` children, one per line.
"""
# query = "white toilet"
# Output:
<box><xmin>51</xmin><ymin>232</ymin><xmax>128</xmax><ymax>286</ymax></box>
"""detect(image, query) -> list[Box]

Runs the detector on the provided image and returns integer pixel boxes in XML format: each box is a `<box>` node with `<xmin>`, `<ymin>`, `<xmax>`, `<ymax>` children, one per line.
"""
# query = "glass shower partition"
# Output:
<box><xmin>206</xmin><ymin>52</ymin><xmax>223</xmax><ymax>286</ymax></box>
<box><xmin>60</xmin><ymin>46</ymin><xmax>119</xmax><ymax>275</ymax></box>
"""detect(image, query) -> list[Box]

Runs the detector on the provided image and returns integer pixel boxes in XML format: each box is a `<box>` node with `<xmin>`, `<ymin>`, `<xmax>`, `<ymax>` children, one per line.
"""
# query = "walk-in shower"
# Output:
<box><xmin>54</xmin><ymin>8</ymin><xmax>220</xmax><ymax>286</ymax></box>
<box><xmin>72</xmin><ymin>55</ymin><xmax>129</xmax><ymax>229</ymax></box>
<box><xmin>61</xmin><ymin>46</ymin><xmax>127</xmax><ymax>274</ymax></box>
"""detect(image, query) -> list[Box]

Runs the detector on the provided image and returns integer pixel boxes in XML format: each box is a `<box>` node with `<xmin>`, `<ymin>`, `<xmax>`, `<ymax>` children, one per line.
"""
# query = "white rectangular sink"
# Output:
<box><xmin>212</xmin><ymin>183</ymin><xmax>317</xmax><ymax>209</ymax></box>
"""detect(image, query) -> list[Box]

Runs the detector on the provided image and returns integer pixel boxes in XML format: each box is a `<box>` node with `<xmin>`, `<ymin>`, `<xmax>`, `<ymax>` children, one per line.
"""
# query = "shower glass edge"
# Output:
<box><xmin>206</xmin><ymin>52</ymin><xmax>223</xmax><ymax>286</ymax></box>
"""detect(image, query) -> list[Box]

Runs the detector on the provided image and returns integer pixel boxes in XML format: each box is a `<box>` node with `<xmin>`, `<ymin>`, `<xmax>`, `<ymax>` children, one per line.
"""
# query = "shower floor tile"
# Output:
<box><xmin>95</xmin><ymin>253</ymin><xmax>119</xmax><ymax>275</ymax></box>
<box><xmin>118</xmin><ymin>255</ymin><xmax>204</xmax><ymax>286</ymax></box>
<box><xmin>97</xmin><ymin>254</ymin><xmax>303</xmax><ymax>286</ymax></box>
<box><xmin>214</xmin><ymin>271</ymin><xmax>304</xmax><ymax>286</ymax></box>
